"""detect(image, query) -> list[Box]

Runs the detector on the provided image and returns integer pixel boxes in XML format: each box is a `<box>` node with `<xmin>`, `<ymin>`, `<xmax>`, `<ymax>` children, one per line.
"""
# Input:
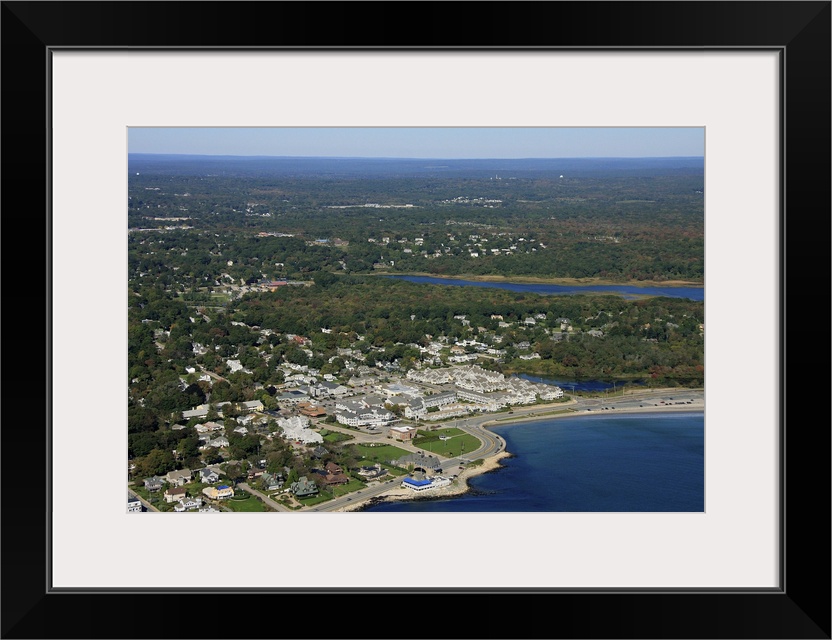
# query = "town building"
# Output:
<box><xmin>128</xmin><ymin>494</ymin><xmax>142</xmax><ymax>512</ymax></box>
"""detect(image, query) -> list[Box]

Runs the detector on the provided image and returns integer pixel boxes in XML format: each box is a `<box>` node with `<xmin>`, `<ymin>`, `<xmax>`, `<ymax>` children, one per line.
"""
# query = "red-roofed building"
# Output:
<box><xmin>298</xmin><ymin>402</ymin><xmax>326</xmax><ymax>418</ymax></box>
<box><xmin>315</xmin><ymin>470</ymin><xmax>350</xmax><ymax>486</ymax></box>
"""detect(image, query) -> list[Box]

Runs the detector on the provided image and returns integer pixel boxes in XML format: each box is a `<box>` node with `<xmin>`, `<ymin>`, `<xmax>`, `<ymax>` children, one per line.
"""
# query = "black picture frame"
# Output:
<box><xmin>2</xmin><ymin>2</ymin><xmax>829</xmax><ymax>638</ymax></box>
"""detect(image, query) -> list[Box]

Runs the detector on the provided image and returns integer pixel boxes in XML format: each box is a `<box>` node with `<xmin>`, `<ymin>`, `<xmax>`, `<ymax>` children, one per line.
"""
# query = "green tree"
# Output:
<box><xmin>225</xmin><ymin>462</ymin><xmax>244</xmax><ymax>483</ymax></box>
<box><xmin>202</xmin><ymin>449</ymin><xmax>223</xmax><ymax>465</ymax></box>
<box><xmin>177</xmin><ymin>436</ymin><xmax>200</xmax><ymax>459</ymax></box>
<box><xmin>135</xmin><ymin>449</ymin><xmax>176</xmax><ymax>477</ymax></box>
<box><xmin>183</xmin><ymin>383</ymin><xmax>206</xmax><ymax>407</ymax></box>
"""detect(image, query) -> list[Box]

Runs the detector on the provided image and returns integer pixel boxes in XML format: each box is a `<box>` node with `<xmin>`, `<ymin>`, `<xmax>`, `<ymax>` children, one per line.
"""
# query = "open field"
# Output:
<box><xmin>349</xmin><ymin>443</ymin><xmax>412</xmax><ymax>463</ymax></box>
<box><xmin>412</xmin><ymin>430</ymin><xmax>481</xmax><ymax>459</ymax></box>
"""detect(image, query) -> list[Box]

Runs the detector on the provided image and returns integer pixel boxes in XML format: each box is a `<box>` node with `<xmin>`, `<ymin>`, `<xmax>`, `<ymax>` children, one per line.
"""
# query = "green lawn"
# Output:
<box><xmin>130</xmin><ymin>485</ymin><xmax>152</xmax><ymax>501</ymax></box>
<box><xmin>330</xmin><ymin>479</ymin><xmax>365</xmax><ymax>497</ymax></box>
<box><xmin>223</xmin><ymin>493</ymin><xmax>271</xmax><ymax>512</ymax></box>
<box><xmin>130</xmin><ymin>486</ymin><xmax>174</xmax><ymax>511</ymax></box>
<box><xmin>350</xmin><ymin>443</ymin><xmax>411</xmax><ymax>464</ymax></box>
<box><xmin>321</xmin><ymin>430</ymin><xmax>354</xmax><ymax>444</ymax></box>
<box><xmin>412</xmin><ymin>432</ymin><xmax>481</xmax><ymax>458</ymax></box>
<box><xmin>296</xmin><ymin>492</ymin><xmax>332</xmax><ymax>507</ymax></box>
<box><xmin>424</xmin><ymin>427</ymin><xmax>465</xmax><ymax>437</ymax></box>
<box><xmin>207</xmin><ymin>291</ymin><xmax>232</xmax><ymax>303</ymax></box>
<box><xmin>291</xmin><ymin>478</ymin><xmax>368</xmax><ymax>506</ymax></box>
<box><xmin>382</xmin><ymin>466</ymin><xmax>408</xmax><ymax>478</ymax></box>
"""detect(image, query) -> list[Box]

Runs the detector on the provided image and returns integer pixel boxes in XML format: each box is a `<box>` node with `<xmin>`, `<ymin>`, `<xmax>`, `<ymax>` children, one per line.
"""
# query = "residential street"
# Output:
<box><xmin>127</xmin><ymin>487</ymin><xmax>159</xmax><ymax>512</ymax></box>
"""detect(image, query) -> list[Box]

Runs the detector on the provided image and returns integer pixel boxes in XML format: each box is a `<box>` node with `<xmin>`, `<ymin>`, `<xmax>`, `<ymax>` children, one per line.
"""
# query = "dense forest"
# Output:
<box><xmin>129</xmin><ymin>154</ymin><xmax>704</xmax><ymax>282</ymax></box>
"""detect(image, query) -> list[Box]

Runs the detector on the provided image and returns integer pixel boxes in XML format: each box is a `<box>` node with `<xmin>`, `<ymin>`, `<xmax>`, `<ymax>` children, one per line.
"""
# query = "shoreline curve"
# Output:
<box><xmin>335</xmin><ymin>398</ymin><xmax>704</xmax><ymax>512</ymax></box>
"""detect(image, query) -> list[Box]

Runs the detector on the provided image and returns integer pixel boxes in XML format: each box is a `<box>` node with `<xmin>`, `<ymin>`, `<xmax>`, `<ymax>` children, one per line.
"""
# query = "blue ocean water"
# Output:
<box><xmin>384</xmin><ymin>275</ymin><xmax>704</xmax><ymax>301</ymax></box>
<box><xmin>362</xmin><ymin>412</ymin><xmax>704</xmax><ymax>512</ymax></box>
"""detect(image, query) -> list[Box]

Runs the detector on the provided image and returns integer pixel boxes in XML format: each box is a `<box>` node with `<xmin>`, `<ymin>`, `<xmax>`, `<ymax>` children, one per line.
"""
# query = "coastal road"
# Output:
<box><xmin>320</xmin><ymin>421</ymin><xmax>454</xmax><ymax>459</ymax></box>
<box><xmin>319</xmin><ymin>388</ymin><xmax>703</xmax><ymax>474</ymax></box>
<box><xmin>305</xmin><ymin>477</ymin><xmax>402</xmax><ymax>512</ymax></box>
<box><xmin>445</xmin><ymin>388</ymin><xmax>705</xmax><ymax>463</ymax></box>
<box><xmin>562</xmin><ymin>388</ymin><xmax>704</xmax><ymax>415</ymax></box>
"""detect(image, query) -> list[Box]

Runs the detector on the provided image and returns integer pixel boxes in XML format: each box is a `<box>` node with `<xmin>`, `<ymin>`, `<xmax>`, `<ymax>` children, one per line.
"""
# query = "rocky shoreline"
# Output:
<box><xmin>337</xmin><ymin>451</ymin><xmax>513</xmax><ymax>512</ymax></box>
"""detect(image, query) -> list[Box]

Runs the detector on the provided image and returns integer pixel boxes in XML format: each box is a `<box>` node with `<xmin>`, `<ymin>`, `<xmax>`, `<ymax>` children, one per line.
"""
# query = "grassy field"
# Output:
<box><xmin>423</xmin><ymin>427</ymin><xmax>465</xmax><ymax>437</ymax></box>
<box><xmin>412</xmin><ymin>429</ymin><xmax>481</xmax><ymax>458</ymax></box>
<box><xmin>350</xmin><ymin>443</ymin><xmax>411</xmax><ymax>464</ymax></box>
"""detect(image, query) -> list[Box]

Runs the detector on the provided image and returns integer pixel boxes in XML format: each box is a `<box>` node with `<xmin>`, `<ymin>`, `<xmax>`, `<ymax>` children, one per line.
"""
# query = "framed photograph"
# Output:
<box><xmin>3</xmin><ymin>1</ymin><xmax>828</xmax><ymax>638</ymax></box>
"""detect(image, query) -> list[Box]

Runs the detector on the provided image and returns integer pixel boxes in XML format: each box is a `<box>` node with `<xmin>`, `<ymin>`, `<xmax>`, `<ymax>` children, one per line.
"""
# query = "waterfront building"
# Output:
<box><xmin>401</xmin><ymin>475</ymin><xmax>452</xmax><ymax>492</ymax></box>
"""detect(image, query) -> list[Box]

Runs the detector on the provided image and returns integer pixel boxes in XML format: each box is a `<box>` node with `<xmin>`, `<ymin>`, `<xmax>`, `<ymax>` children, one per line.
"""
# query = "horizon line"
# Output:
<box><xmin>129</xmin><ymin>153</ymin><xmax>705</xmax><ymax>160</ymax></box>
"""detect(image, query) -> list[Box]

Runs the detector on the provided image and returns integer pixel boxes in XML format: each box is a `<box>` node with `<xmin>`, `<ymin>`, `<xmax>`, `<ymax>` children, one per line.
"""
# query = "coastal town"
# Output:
<box><xmin>128</xmin><ymin>353</ymin><xmax>568</xmax><ymax>512</ymax></box>
<box><xmin>127</xmin><ymin>150</ymin><xmax>705</xmax><ymax>514</ymax></box>
<box><xmin>129</xmin><ymin>339</ymin><xmax>704</xmax><ymax>514</ymax></box>
<box><xmin>128</xmin><ymin>252</ymin><xmax>705</xmax><ymax>514</ymax></box>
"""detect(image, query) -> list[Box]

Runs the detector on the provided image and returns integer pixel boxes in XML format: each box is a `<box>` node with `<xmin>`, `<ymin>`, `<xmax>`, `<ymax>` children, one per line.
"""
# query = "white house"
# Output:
<box><xmin>199</xmin><ymin>468</ymin><xmax>220</xmax><ymax>484</ymax></box>
<box><xmin>183</xmin><ymin>406</ymin><xmax>210</xmax><ymax>419</ymax></box>
<box><xmin>174</xmin><ymin>497</ymin><xmax>203</xmax><ymax>512</ymax></box>
<box><xmin>277</xmin><ymin>415</ymin><xmax>323</xmax><ymax>444</ymax></box>
<box><xmin>195</xmin><ymin>421</ymin><xmax>224</xmax><ymax>434</ymax></box>
<box><xmin>335</xmin><ymin>404</ymin><xmax>396</xmax><ymax>428</ymax></box>
<box><xmin>128</xmin><ymin>494</ymin><xmax>142</xmax><ymax>513</ymax></box>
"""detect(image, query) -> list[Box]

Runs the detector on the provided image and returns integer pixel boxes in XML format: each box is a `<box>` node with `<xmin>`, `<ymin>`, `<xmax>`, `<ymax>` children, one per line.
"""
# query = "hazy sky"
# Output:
<box><xmin>128</xmin><ymin>127</ymin><xmax>704</xmax><ymax>159</ymax></box>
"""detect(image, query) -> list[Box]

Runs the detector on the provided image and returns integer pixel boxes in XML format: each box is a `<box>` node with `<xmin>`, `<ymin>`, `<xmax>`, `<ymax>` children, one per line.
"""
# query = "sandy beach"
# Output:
<box><xmin>483</xmin><ymin>397</ymin><xmax>704</xmax><ymax>426</ymax></box>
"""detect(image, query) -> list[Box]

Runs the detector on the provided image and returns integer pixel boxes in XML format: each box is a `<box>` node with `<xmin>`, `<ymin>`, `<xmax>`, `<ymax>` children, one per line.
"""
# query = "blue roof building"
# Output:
<box><xmin>402</xmin><ymin>477</ymin><xmax>433</xmax><ymax>490</ymax></box>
